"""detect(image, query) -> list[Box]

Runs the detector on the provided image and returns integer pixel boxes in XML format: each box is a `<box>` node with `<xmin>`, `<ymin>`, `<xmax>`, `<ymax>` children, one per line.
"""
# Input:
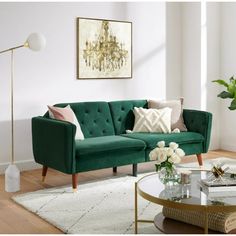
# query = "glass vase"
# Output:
<box><xmin>158</xmin><ymin>167</ymin><xmax>180</xmax><ymax>187</ymax></box>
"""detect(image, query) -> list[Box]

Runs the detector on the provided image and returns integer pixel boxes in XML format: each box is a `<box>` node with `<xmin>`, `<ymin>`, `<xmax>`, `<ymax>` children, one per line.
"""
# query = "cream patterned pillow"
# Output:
<box><xmin>132</xmin><ymin>107</ymin><xmax>172</xmax><ymax>133</ymax></box>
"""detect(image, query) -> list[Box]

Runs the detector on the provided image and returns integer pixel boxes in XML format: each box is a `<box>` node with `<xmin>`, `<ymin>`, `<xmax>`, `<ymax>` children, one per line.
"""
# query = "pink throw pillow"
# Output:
<box><xmin>47</xmin><ymin>105</ymin><xmax>85</xmax><ymax>140</ymax></box>
<box><xmin>47</xmin><ymin>105</ymin><xmax>74</xmax><ymax>123</ymax></box>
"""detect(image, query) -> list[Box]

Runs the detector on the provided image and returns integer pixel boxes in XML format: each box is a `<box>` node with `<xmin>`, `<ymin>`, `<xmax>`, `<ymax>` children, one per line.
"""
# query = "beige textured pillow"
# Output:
<box><xmin>148</xmin><ymin>98</ymin><xmax>187</xmax><ymax>131</ymax></box>
<box><xmin>48</xmin><ymin>105</ymin><xmax>84</xmax><ymax>140</ymax></box>
<box><xmin>132</xmin><ymin>107</ymin><xmax>172</xmax><ymax>133</ymax></box>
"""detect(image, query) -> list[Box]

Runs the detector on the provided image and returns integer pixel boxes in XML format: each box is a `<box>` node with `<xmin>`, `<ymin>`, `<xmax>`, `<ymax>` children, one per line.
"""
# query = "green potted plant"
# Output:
<box><xmin>213</xmin><ymin>76</ymin><xmax>236</xmax><ymax>110</ymax></box>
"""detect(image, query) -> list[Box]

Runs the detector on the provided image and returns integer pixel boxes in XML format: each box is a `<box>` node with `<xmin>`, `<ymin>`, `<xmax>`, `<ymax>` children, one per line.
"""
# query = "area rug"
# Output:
<box><xmin>12</xmin><ymin>173</ymin><xmax>161</xmax><ymax>234</ymax></box>
<box><xmin>12</xmin><ymin>157</ymin><xmax>236</xmax><ymax>234</ymax></box>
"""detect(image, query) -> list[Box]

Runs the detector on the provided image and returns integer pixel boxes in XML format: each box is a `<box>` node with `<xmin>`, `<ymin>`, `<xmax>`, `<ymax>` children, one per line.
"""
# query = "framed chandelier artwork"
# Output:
<box><xmin>77</xmin><ymin>17</ymin><xmax>132</xmax><ymax>79</ymax></box>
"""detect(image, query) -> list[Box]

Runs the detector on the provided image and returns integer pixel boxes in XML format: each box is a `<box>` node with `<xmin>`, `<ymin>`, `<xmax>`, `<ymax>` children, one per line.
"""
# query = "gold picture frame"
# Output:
<box><xmin>77</xmin><ymin>17</ymin><xmax>132</xmax><ymax>79</ymax></box>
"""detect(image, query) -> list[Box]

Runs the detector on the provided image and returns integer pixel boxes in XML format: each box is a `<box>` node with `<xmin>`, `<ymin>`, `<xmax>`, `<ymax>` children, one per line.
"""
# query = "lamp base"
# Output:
<box><xmin>5</xmin><ymin>164</ymin><xmax>20</xmax><ymax>192</ymax></box>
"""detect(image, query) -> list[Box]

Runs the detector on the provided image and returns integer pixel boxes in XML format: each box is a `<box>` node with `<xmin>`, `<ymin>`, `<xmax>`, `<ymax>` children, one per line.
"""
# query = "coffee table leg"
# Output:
<box><xmin>204</xmin><ymin>211</ymin><xmax>208</xmax><ymax>234</ymax></box>
<box><xmin>135</xmin><ymin>182</ymin><xmax>138</xmax><ymax>234</ymax></box>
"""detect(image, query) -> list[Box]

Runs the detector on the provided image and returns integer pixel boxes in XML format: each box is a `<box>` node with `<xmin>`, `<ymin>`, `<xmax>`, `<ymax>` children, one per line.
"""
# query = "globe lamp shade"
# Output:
<box><xmin>25</xmin><ymin>33</ymin><xmax>46</xmax><ymax>51</ymax></box>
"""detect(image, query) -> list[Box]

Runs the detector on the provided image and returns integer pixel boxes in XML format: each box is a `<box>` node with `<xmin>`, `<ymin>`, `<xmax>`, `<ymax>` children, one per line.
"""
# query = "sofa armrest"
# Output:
<box><xmin>183</xmin><ymin>109</ymin><xmax>212</xmax><ymax>153</ymax></box>
<box><xmin>32</xmin><ymin>116</ymin><xmax>76</xmax><ymax>174</ymax></box>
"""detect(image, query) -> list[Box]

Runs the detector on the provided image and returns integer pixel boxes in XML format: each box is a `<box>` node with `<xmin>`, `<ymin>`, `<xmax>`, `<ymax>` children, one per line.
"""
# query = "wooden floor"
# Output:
<box><xmin>0</xmin><ymin>150</ymin><xmax>236</xmax><ymax>234</ymax></box>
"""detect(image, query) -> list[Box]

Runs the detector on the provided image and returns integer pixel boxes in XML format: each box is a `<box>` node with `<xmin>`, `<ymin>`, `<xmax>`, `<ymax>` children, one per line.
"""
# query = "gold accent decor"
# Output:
<box><xmin>1</xmin><ymin>33</ymin><xmax>46</xmax><ymax>193</ymax></box>
<box><xmin>0</xmin><ymin>47</ymin><xmax>24</xmax><ymax>165</ymax></box>
<box><xmin>10</xmin><ymin>50</ymin><xmax>14</xmax><ymax>164</ymax></box>
<box><xmin>77</xmin><ymin>17</ymin><xmax>132</xmax><ymax>79</ymax></box>
<box><xmin>0</xmin><ymin>43</ymin><xmax>29</xmax><ymax>165</ymax></box>
<box><xmin>42</xmin><ymin>176</ymin><xmax>46</xmax><ymax>182</ymax></box>
<box><xmin>24</xmin><ymin>42</ymin><xmax>29</xmax><ymax>48</ymax></box>
<box><xmin>83</xmin><ymin>21</ymin><xmax>128</xmax><ymax>72</ymax></box>
<box><xmin>0</xmin><ymin>45</ymin><xmax>24</xmax><ymax>54</ymax></box>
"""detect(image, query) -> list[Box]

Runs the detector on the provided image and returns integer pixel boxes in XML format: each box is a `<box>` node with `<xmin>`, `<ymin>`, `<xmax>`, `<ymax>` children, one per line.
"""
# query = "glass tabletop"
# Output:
<box><xmin>137</xmin><ymin>170</ymin><xmax>236</xmax><ymax>210</ymax></box>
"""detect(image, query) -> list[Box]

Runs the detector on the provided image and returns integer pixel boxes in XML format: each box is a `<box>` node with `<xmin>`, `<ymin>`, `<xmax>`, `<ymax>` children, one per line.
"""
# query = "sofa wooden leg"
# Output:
<box><xmin>133</xmin><ymin>164</ymin><xmax>138</xmax><ymax>177</ymax></box>
<box><xmin>113</xmin><ymin>167</ymin><xmax>117</xmax><ymax>173</ymax></box>
<box><xmin>72</xmin><ymin>173</ymin><xmax>78</xmax><ymax>192</ymax></box>
<box><xmin>42</xmin><ymin>166</ymin><xmax>48</xmax><ymax>182</ymax></box>
<box><xmin>197</xmin><ymin>154</ymin><xmax>203</xmax><ymax>166</ymax></box>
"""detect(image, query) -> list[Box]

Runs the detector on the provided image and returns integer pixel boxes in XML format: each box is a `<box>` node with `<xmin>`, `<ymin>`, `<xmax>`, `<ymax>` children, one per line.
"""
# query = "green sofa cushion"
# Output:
<box><xmin>121</xmin><ymin>132</ymin><xmax>204</xmax><ymax>149</ymax></box>
<box><xmin>75</xmin><ymin>135</ymin><xmax>146</xmax><ymax>156</ymax></box>
<box><xmin>76</xmin><ymin>150</ymin><xmax>145</xmax><ymax>172</ymax></box>
<box><xmin>45</xmin><ymin>102</ymin><xmax>115</xmax><ymax>138</ymax></box>
<box><xmin>109</xmin><ymin>100</ymin><xmax>148</xmax><ymax>135</ymax></box>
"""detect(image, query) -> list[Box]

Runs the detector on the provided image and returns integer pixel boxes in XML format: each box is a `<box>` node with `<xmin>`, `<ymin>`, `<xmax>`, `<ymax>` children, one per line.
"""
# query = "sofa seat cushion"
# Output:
<box><xmin>75</xmin><ymin>135</ymin><xmax>146</xmax><ymax>156</ymax></box>
<box><xmin>121</xmin><ymin>132</ymin><xmax>204</xmax><ymax>149</ymax></box>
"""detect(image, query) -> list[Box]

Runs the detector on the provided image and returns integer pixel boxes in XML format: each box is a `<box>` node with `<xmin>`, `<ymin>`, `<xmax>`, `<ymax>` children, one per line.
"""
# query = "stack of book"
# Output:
<box><xmin>199</xmin><ymin>178</ymin><xmax>236</xmax><ymax>197</ymax></box>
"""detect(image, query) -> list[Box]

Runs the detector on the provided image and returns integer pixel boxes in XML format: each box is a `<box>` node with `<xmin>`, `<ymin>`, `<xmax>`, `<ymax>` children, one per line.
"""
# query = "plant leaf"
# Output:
<box><xmin>229</xmin><ymin>99</ymin><xmax>236</xmax><ymax>110</ymax></box>
<box><xmin>212</xmin><ymin>79</ymin><xmax>229</xmax><ymax>88</ymax></box>
<box><xmin>229</xmin><ymin>76</ymin><xmax>235</xmax><ymax>82</ymax></box>
<box><xmin>217</xmin><ymin>91</ymin><xmax>234</xmax><ymax>99</ymax></box>
<box><xmin>155</xmin><ymin>164</ymin><xmax>161</xmax><ymax>172</ymax></box>
<box><xmin>227</xmin><ymin>83</ymin><xmax>236</xmax><ymax>97</ymax></box>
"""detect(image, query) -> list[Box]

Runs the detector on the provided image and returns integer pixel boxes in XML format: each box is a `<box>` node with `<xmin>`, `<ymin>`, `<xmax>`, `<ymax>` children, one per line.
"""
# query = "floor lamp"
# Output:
<box><xmin>0</xmin><ymin>33</ymin><xmax>46</xmax><ymax>192</ymax></box>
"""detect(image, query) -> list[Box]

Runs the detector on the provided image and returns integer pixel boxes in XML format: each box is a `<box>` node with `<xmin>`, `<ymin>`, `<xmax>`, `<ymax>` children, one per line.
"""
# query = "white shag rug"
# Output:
<box><xmin>12</xmin><ymin>157</ymin><xmax>236</xmax><ymax>234</ymax></box>
<box><xmin>12</xmin><ymin>173</ymin><xmax>161</xmax><ymax>234</ymax></box>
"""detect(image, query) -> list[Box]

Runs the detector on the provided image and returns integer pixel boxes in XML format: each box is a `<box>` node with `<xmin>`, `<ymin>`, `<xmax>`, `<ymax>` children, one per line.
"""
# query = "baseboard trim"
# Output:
<box><xmin>0</xmin><ymin>159</ymin><xmax>41</xmax><ymax>174</ymax></box>
<box><xmin>220</xmin><ymin>143</ymin><xmax>236</xmax><ymax>152</ymax></box>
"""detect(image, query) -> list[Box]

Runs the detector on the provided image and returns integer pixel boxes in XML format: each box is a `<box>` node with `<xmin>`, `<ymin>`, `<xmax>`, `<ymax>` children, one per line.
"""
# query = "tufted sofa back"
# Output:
<box><xmin>44</xmin><ymin>100</ymin><xmax>148</xmax><ymax>138</ymax></box>
<box><xmin>109</xmin><ymin>100</ymin><xmax>148</xmax><ymax>135</ymax></box>
<box><xmin>46</xmin><ymin>102</ymin><xmax>115</xmax><ymax>138</ymax></box>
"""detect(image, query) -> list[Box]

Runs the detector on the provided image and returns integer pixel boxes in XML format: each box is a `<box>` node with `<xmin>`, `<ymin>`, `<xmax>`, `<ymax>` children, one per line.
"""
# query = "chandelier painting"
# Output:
<box><xmin>77</xmin><ymin>17</ymin><xmax>132</xmax><ymax>79</ymax></box>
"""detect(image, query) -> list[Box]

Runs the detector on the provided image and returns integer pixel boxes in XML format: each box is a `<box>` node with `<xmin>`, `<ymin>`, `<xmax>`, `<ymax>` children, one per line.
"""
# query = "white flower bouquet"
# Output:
<box><xmin>149</xmin><ymin>141</ymin><xmax>185</xmax><ymax>173</ymax></box>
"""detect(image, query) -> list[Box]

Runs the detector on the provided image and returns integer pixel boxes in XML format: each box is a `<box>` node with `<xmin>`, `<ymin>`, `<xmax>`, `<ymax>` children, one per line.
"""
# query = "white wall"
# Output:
<box><xmin>206</xmin><ymin>3</ymin><xmax>220</xmax><ymax>150</ymax></box>
<box><xmin>181</xmin><ymin>2</ymin><xmax>201</xmax><ymax>110</ymax></box>
<box><xmin>166</xmin><ymin>2</ymin><xmax>182</xmax><ymax>100</ymax></box>
<box><xmin>124</xmin><ymin>2</ymin><xmax>166</xmax><ymax>100</ymax></box>
<box><xmin>220</xmin><ymin>3</ymin><xmax>236</xmax><ymax>151</ymax></box>
<box><xmin>0</xmin><ymin>2</ymin><xmax>166</xmax><ymax>172</ymax></box>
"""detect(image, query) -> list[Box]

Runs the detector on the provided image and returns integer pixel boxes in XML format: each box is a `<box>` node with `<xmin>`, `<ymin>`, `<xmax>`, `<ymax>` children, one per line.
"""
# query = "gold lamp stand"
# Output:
<box><xmin>2</xmin><ymin>47</ymin><xmax>25</xmax><ymax>192</ymax></box>
<box><xmin>0</xmin><ymin>33</ymin><xmax>46</xmax><ymax>192</ymax></box>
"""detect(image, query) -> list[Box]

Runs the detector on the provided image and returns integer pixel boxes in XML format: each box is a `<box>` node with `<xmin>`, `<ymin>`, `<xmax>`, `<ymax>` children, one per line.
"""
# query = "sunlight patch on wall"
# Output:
<box><xmin>201</xmin><ymin>1</ymin><xmax>207</xmax><ymax>111</ymax></box>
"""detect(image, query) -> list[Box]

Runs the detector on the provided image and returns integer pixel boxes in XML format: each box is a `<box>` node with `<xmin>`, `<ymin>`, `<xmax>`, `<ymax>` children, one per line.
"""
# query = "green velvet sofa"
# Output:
<box><xmin>32</xmin><ymin>100</ymin><xmax>212</xmax><ymax>190</ymax></box>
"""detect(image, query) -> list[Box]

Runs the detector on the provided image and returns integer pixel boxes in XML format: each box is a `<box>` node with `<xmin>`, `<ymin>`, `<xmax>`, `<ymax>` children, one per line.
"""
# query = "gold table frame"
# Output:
<box><xmin>134</xmin><ymin>173</ymin><xmax>236</xmax><ymax>234</ymax></box>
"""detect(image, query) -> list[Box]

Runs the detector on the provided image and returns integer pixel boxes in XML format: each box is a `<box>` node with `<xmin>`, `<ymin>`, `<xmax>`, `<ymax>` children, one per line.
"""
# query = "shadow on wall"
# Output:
<box><xmin>0</xmin><ymin>119</ymin><xmax>34</xmax><ymax>165</ymax></box>
<box><xmin>133</xmin><ymin>43</ymin><xmax>165</xmax><ymax>68</ymax></box>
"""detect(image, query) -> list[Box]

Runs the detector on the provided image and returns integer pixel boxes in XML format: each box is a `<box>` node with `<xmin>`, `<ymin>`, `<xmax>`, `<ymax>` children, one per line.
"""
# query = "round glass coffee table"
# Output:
<box><xmin>135</xmin><ymin>171</ymin><xmax>236</xmax><ymax>234</ymax></box>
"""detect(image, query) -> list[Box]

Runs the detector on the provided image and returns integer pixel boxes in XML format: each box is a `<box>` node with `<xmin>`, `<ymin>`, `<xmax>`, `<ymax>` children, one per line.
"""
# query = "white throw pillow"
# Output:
<box><xmin>132</xmin><ymin>107</ymin><xmax>172</xmax><ymax>133</ymax></box>
<box><xmin>48</xmin><ymin>105</ymin><xmax>84</xmax><ymax>140</ymax></box>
